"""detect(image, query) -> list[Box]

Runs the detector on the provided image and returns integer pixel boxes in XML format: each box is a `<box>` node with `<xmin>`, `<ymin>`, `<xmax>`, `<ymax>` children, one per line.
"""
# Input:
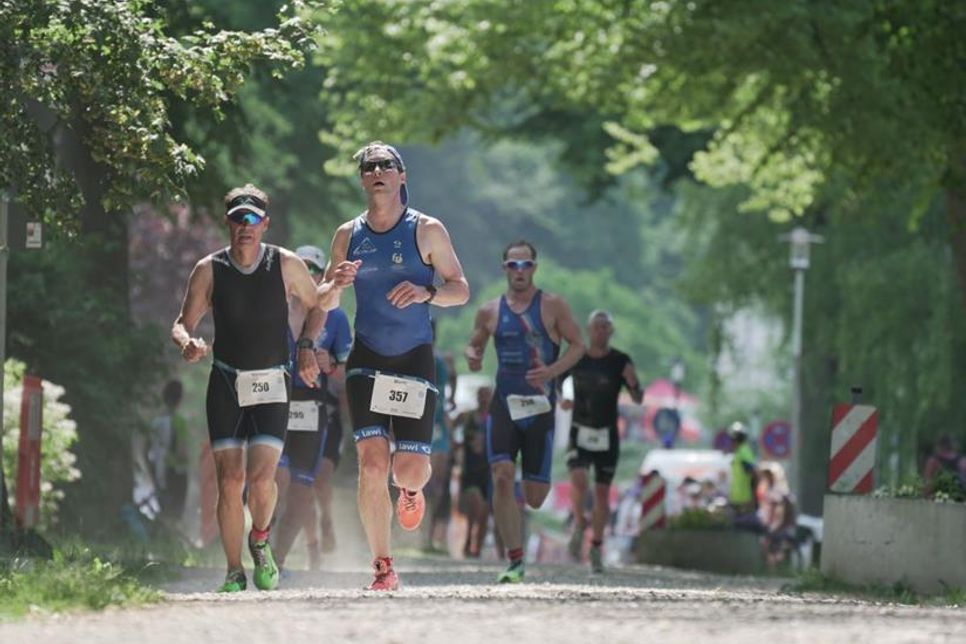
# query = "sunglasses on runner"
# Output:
<box><xmin>306</xmin><ymin>264</ymin><xmax>324</xmax><ymax>276</ymax></box>
<box><xmin>360</xmin><ymin>158</ymin><xmax>398</xmax><ymax>173</ymax></box>
<box><xmin>503</xmin><ymin>259</ymin><xmax>536</xmax><ymax>270</ymax></box>
<box><xmin>226</xmin><ymin>210</ymin><xmax>265</xmax><ymax>226</ymax></box>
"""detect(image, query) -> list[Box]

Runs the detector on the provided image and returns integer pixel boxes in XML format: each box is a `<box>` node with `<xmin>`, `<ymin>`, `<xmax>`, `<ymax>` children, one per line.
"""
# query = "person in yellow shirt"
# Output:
<box><xmin>727</xmin><ymin>422</ymin><xmax>757</xmax><ymax>514</ymax></box>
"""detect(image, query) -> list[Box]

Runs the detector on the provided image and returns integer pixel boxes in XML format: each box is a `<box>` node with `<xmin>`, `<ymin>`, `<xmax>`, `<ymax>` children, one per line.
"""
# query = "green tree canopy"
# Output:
<box><xmin>1</xmin><ymin>0</ymin><xmax>321</xmax><ymax>226</ymax></box>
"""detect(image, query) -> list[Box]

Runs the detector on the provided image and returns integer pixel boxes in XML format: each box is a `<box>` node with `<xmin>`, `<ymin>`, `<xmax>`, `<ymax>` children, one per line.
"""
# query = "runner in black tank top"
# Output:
<box><xmin>172</xmin><ymin>184</ymin><xmax>324</xmax><ymax>593</ymax></box>
<box><xmin>564</xmin><ymin>310</ymin><xmax>642</xmax><ymax>573</ymax></box>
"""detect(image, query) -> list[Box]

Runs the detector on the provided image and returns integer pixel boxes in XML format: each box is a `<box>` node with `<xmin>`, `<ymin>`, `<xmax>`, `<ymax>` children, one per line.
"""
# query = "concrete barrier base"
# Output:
<box><xmin>634</xmin><ymin>529</ymin><xmax>766</xmax><ymax>575</ymax></box>
<box><xmin>822</xmin><ymin>494</ymin><xmax>966</xmax><ymax>593</ymax></box>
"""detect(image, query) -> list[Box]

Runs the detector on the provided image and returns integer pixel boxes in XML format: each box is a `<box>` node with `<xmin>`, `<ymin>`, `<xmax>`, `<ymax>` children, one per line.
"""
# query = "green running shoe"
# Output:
<box><xmin>249</xmin><ymin>536</ymin><xmax>279</xmax><ymax>591</ymax></box>
<box><xmin>589</xmin><ymin>545</ymin><xmax>604</xmax><ymax>574</ymax></box>
<box><xmin>218</xmin><ymin>569</ymin><xmax>247</xmax><ymax>593</ymax></box>
<box><xmin>497</xmin><ymin>559</ymin><xmax>525</xmax><ymax>584</ymax></box>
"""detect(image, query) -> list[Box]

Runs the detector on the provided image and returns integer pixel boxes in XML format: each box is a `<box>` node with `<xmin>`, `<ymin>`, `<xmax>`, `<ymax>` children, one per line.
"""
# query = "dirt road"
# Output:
<box><xmin>3</xmin><ymin>557</ymin><xmax>964</xmax><ymax>643</ymax></box>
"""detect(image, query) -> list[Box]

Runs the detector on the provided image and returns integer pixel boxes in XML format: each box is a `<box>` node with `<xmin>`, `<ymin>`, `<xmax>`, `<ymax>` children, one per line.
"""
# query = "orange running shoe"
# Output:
<box><xmin>367</xmin><ymin>556</ymin><xmax>399</xmax><ymax>591</ymax></box>
<box><xmin>396</xmin><ymin>488</ymin><xmax>425</xmax><ymax>531</ymax></box>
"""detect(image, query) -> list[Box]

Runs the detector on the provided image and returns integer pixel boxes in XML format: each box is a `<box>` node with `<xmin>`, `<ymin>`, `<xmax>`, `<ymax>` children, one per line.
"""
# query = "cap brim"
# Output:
<box><xmin>227</xmin><ymin>204</ymin><xmax>267</xmax><ymax>218</ymax></box>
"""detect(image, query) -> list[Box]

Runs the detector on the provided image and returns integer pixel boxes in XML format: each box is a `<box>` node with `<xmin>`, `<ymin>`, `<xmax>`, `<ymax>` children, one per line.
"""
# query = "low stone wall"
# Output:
<box><xmin>634</xmin><ymin>529</ymin><xmax>766</xmax><ymax>576</ymax></box>
<box><xmin>822</xmin><ymin>494</ymin><xmax>966</xmax><ymax>593</ymax></box>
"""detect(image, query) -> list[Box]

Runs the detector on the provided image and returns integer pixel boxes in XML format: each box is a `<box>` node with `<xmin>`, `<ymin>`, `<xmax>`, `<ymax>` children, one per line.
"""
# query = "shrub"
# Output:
<box><xmin>2</xmin><ymin>359</ymin><xmax>81</xmax><ymax>529</ymax></box>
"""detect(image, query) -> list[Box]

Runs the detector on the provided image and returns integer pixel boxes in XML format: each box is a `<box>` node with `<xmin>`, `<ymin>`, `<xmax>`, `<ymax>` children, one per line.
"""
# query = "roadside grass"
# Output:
<box><xmin>785</xmin><ymin>567</ymin><xmax>966</xmax><ymax>607</ymax></box>
<box><xmin>0</xmin><ymin>546</ymin><xmax>161</xmax><ymax>620</ymax></box>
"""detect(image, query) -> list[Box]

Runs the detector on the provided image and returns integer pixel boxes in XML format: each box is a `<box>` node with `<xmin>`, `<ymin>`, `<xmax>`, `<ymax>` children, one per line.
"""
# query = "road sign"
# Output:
<box><xmin>713</xmin><ymin>428</ymin><xmax>732</xmax><ymax>452</ymax></box>
<box><xmin>653</xmin><ymin>407</ymin><xmax>681</xmax><ymax>448</ymax></box>
<box><xmin>760</xmin><ymin>420</ymin><xmax>792</xmax><ymax>460</ymax></box>
<box><xmin>828</xmin><ymin>403</ymin><xmax>878</xmax><ymax>494</ymax></box>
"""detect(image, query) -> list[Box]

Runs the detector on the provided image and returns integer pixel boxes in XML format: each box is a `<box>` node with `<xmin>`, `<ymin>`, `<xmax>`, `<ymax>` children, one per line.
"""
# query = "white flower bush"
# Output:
<box><xmin>3</xmin><ymin>359</ymin><xmax>81</xmax><ymax>529</ymax></box>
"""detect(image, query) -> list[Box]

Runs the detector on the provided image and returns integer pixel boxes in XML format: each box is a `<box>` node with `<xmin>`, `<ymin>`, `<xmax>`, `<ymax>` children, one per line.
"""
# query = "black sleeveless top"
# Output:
<box><xmin>571</xmin><ymin>349</ymin><xmax>632</xmax><ymax>429</ymax></box>
<box><xmin>211</xmin><ymin>244</ymin><xmax>289</xmax><ymax>370</ymax></box>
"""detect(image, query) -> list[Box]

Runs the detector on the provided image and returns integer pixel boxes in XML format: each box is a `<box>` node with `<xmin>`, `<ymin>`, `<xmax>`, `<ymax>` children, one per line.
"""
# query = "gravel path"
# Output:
<box><xmin>3</xmin><ymin>557</ymin><xmax>964</xmax><ymax>643</ymax></box>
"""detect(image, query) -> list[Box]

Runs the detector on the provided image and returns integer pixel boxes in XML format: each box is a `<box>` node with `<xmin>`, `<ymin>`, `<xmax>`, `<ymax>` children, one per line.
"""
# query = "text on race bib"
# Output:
<box><xmin>370</xmin><ymin>374</ymin><xmax>429</xmax><ymax>419</ymax></box>
<box><xmin>235</xmin><ymin>368</ymin><xmax>288</xmax><ymax>408</ymax></box>
<box><xmin>506</xmin><ymin>394</ymin><xmax>552</xmax><ymax>421</ymax></box>
<box><xmin>287</xmin><ymin>400</ymin><xmax>320</xmax><ymax>432</ymax></box>
<box><xmin>576</xmin><ymin>424</ymin><xmax>611</xmax><ymax>452</ymax></box>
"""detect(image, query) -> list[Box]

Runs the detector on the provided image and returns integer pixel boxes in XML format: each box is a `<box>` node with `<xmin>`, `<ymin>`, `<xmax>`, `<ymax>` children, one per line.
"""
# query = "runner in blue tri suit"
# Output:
<box><xmin>172</xmin><ymin>183</ymin><xmax>323</xmax><ymax>593</ymax></box>
<box><xmin>272</xmin><ymin>245</ymin><xmax>352</xmax><ymax>570</ymax></box>
<box><xmin>464</xmin><ymin>239</ymin><xmax>585</xmax><ymax>583</ymax></box>
<box><xmin>317</xmin><ymin>142</ymin><xmax>469</xmax><ymax>591</ymax></box>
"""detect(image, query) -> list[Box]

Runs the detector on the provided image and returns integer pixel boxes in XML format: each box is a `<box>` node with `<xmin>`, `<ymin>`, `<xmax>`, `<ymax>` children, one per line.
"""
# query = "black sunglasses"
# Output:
<box><xmin>227</xmin><ymin>211</ymin><xmax>265</xmax><ymax>226</ymax></box>
<box><xmin>360</xmin><ymin>159</ymin><xmax>398</xmax><ymax>173</ymax></box>
<box><xmin>307</xmin><ymin>264</ymin><xmax>324</xmax><ymax>276</ymax></box>
<box><xmin>503</xmin><ymin>259</ymin><xmax>536</xmax><ymax>270</ymax></box>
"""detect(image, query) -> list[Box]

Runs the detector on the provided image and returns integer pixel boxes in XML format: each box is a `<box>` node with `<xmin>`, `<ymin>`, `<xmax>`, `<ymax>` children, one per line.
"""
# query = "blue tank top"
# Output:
<box><xmin>348</xmin><ymin>208</ymin><xmax>434</xmax><ymax>356</ymax></box>
<box><xmin>494</xmin><ymin>291</ymin><xmax>560</xmax><ymax>399</ymax></box>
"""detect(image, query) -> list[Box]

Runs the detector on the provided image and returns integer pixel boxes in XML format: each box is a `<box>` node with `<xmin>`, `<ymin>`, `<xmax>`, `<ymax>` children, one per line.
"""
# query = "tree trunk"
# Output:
<box><xmin>947</xmin><ymin>152</ymin><xmax>966</xmax><ymax>314</ymax></box>
<box><xmin>51</xmin><ymin>121</ymin><xmax>135</xmax><ymax>533</ymax></box>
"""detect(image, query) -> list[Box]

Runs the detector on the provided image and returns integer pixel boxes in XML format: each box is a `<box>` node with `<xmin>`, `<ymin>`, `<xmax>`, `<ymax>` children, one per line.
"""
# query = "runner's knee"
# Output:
<box><xmin>491</xmin><ymin>464</ymin><xmax>515</xmax><ymax>493</ymax></box>
<box><xmin>524</xmin><ymin>484</ymin><xmax>550</xmax><ymax>509</ymax></box>
<box><xmin>359</xmin><ymin>452</ymin><xmax>390</xmax><ymax>483</ymax></box>
<box><xmin>216</xmin><ymin>468</ymin><xmax>246</xmax><ymax>496</ymax></box>
<box><xmin>392</xmin><ymin>456</ymin><xmax>430</xmax><ymax>490</ymax></box>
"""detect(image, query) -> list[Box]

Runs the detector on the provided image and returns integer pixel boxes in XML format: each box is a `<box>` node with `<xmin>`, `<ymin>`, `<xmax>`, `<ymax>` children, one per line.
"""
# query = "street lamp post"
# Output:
<box><xmin>782</xmin><ymin>227</ymin><xmax>823</xmax><ymax>499</ymax></box>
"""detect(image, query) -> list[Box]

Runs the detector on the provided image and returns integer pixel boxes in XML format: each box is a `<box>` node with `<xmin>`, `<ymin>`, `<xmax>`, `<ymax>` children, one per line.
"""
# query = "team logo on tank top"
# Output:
<box><xmin>355</xmin><ymin>238</ymin><xmax>377</xmax><ymax>255</ymax></box>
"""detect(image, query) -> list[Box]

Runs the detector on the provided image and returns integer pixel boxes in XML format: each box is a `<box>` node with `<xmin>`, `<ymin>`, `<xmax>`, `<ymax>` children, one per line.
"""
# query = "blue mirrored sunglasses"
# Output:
<box><xmin>227</xmin><ymin>211</ymin><xmax>265</xmax><ymax>226</ymax></box>
<box><xmin>503</xmin><ymin>259</ymin><xmax>536</xmax><ymax>270</ymax></box>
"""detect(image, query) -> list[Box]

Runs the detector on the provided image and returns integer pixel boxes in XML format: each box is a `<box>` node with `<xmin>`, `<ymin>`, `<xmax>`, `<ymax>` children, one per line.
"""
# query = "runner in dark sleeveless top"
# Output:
<box><xmin>172</xmin><ymin>183</ymin><xmax>324</xmax><ymax>593</ymax></box>
<box><xmin>316</xmin><ymin>142</ymin><xmax>469</xmax><ymax>591</ymax></box>
<box><xmin>456</xmin><ymin>385</ymin><xmax>494</xmax><ymax>558</ymax></box>
<box><xmin>465</xmin><ymin>240</ymin><xmax>585</xmax><ymax>584</ymax></box>
<box><xmin>565</xmin><ymin>310</ymin><xmax>642</xmax><ymax>573</ymax></box>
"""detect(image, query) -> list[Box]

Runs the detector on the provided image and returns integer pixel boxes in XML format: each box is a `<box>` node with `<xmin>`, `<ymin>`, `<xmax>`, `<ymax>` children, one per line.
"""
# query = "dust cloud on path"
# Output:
<box><xmin>3</xmin><ymin>557</ymin><xmax>964</xmax><ymax>643</ymax></box>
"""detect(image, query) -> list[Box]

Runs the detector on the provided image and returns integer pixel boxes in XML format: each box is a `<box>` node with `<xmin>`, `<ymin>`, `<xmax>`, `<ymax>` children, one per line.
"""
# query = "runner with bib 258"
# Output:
<box><xmin>172</xmin><ymin>184</ymin><xmax>324</xmax><ymax>593</ymax></box>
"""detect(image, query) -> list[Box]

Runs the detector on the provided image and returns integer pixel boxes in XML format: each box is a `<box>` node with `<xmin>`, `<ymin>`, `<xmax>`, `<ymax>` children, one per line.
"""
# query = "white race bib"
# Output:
<box><xmin>576</xmin><ymin>424</ymin><xmax>611</xmax><ymax>452</ymax></box>
<box><xmin>507</xmin><ymin>394</ymin><xmax>552</xmax><ymax>421</ymax></box>
<box><xmin>370</xmin><ymin>374</ymin><xmax>429</xmax><ymax>419</ymax></box>
<box><xmin>287</xmin><ymin>399</ymin><xmax>320</xmax><ymax>432</ymax></box>
<box><xmin>236</xmin><ymin>368</ymin><xmax>288</xmax><ymax>407</ymax></box>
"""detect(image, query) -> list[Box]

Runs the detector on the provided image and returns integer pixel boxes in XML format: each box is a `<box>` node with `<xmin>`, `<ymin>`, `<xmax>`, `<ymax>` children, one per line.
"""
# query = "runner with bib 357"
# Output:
<box><xmin>316</xmin><ymin>142</ymin><xmax>470</xmax><ymax>591</ymax></box>
<box><xmin>464</xmin><ymin>240</ymin><xmax>585</xmax><ymax>584</ymax></box>
<box><xmin>172</xmin><ymin>184</ymin><xmax>324</xmax><ymax>593</ymax></box>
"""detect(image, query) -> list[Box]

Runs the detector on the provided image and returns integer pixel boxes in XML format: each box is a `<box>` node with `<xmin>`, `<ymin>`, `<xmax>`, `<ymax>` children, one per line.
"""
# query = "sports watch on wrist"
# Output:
<box><xmin>296</xmin><ymin>337</ymin><xmax>314</xmax><ymax>351</ymax></box>
<box><xmin>425</xmin><ymin>284</ymin><xmax>437</xmax><ymax>303</ymax></box>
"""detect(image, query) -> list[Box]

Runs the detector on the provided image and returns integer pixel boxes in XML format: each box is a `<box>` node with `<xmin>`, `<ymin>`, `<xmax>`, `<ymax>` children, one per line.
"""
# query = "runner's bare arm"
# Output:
<box><xmin>464</xmin><ymin>301</ymin><xmax>496</xmax><ymax>372</ymax></box>
<box><xmin>388</xmin><ymin>217</ymin><xmax>470</xmax><ymax>308</ymax></box>
<box><xmin>317</xmin><ymin>223</ymin><xmax>358</xmax><ymax>311</ymax></box>
<box><xmin>544</xmin><ymin>295</ymin><xmax>586</xmax><ymax>379</ymax></box>
<box><xmin>622</xmin><ymin>360</ymin><xmax>644</xmax><ymax>404</ymax></box>
<box><xmin>172</xmin><ymin>258</ymin><xmax>213</xmax><ymax>363</ymax></box>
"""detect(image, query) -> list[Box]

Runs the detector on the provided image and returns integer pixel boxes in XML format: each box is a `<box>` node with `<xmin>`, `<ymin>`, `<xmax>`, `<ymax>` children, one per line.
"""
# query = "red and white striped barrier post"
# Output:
<box><xmin>640</xmin><ymin>471</ymin><xmax>666</xmax><ymax>530</ymax></box>
<box><xmin>15</xmin><ymin>374</ymin><xmax>44</xmax><ymax>529</ymax></box>
<box><xmin>827</xmin><ymin>399</ymin><xmax>878</xmax><ymax>494</ymax></box>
